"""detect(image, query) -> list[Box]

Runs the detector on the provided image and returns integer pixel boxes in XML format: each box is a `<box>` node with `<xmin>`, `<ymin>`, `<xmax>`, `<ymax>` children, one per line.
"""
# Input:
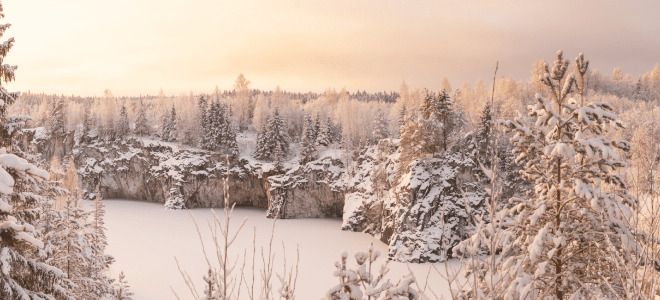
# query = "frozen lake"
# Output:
<box><xmin>105</xmin><ymin>200</ymin><xmax>455</xmax><ymax>299</ymax></box>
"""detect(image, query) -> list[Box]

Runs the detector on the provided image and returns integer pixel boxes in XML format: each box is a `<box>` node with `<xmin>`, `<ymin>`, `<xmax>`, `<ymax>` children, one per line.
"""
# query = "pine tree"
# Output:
<box><xmin>89</xmin><ymin>184</ymin><xmax>112</xmax><ymax>297</ymax></box>
<box><xmin>165</xmin><ymin>186</ymin><xmax>185</xmax><ymax>209</ymax></box>
<box><xmin>398</xmin><ymin>113</ymin><xmax>426</xmax><ymax>175</ymax></box>
<box><xmin>48</xmin><ymin>96</ymin><xmax>66</xmax><ymax>137</ymax></box>
<box><xmin>202</xmin><ymin>268</ymin><xmax>217</xmax><ymax>300</ymax></box>
<box><xmin>133</xmin><ymin>100</ymin><xmax>150</xmax><ymax>136</ymax></box>
<box><xmin>422</xmin><ymin>90</ymin><xmax>460</xmax><ymax>152</ymax></box>
<box><xmin>465</xmin><ymin>51</ymin><xmax>638</xmax><ymax>299</ymax></box>
<box><xmin>316</xmin><ymin>117</ymin><xmax>332</xmax><ymax>147</ymax></box>
<box><xmin>161</xmin><ymin>105</ymin><xmax>177</xmax><ymax>142</ymax></box>
<box><xmin>253</xmin><ymin>109</ymin><xmax>289</xmax><ymax>162</ymax></box>
<box><xmin>80</xmin><ymin>102</ymin><xmax>94</xmax><ymax>143</ymax></box>
<box><xmin>300</xmin><ymin>114</ymin><xmax>317</xmax><ymax>164</ymax></box>
<box><xmin>466</xmin><ymin>103</ymin><xmax>493</xmax><ymax>170</ymax></box>
<box><xmin>254</xmin><ymin>117</ymin><xmax>269</xmax><ymax>159</ymax></box>
<box><xmin>197</xmin><ymin>95</ymin><xmax>209</xmax><ymax>147</ymax></box>
<box><xmin>372</xmin><ymin>108</ymin><xmax>389</xmax><ymax>143</ymax></box>
<box><xmin>312</xmin><ymin>113</ymin><xmax>321</xmax><ymax>141</ymax></box>
<box><xmin>112</xmin><ymin>271</ymin><xmax>134</xmax><ymax>300</ymax></box>
<box><xmin>0</xmin><ymin>4</ymin><xmax>72</xmax><ymax>298</ymax></box>
<box><xmin>116</xmin><ymin>103</ymin><xmax>130</xmax><ymax>138</ymax></box>
<box><xmin>202</xmin><ymin>101</ymin><xmax>239</xmax><ymax>157</ymax></box>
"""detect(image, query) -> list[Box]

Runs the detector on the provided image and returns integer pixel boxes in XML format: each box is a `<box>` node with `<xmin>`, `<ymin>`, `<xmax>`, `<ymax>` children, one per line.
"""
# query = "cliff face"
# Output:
<box><xmin>341</xmin><ymin>139</ymin><xmax>487</xmax><ymax>263</ymax></box>
<box><xmin>266</xmin><ymin>153</ymin><xmax>345</xmax><ymax>219</ymax></box>
<box><xmin>30</xmin><ymin>132</ymin><xmax>486</xmax><ymax>263</ymax></box>
<box><xmin>74</xmin><ymin>139</ymin><xmax>345</xmax><ymax>217</ymax></box>
<box><xmin>75</xmin><ymin>139</ymin><xmax>270</xmax><ymax>209</ymax></box>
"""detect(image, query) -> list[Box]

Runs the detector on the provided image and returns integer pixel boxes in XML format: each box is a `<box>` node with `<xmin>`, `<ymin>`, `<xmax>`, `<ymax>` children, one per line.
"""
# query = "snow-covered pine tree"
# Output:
<box><xmin>165</xmin><ymin>186</ymin><xmax>185</xmax><ymax>209</ymax></box>
<box><xmin>316</xmin><ymin>117</ymin><xmax>332</xmax><ymax>147</ymax></box>
<box><xmin>269</xmin><ymin>109</ymin><xmax>290</xmax><ymax>162</ymax></box>
<box><xmin>312</xmin><ymin>113</ymin><xmax>321</xmax><ymax>141</ymax></box>
<box><xmin>398</xmin><ymin>113</ymin><xmax>427</xmax><ymax>175</ymax></box>
<box><xmin>161</xmin><ymin>105</ymin><xmax>177</xmax><ymax>142</ymax></box>
<box><xmin>466</xmin><ymin>51</ymin><xmax>638</xmax><ymax>299</ymax></box>
<box><xmin>112</xmin><ymin>271</ymin><xmax>134</xmax><ymax>300</ymax></box>
<box><xmin>202</xmin><ymin>268</ymin><xmax>217</xmax><ymax>300</ymax></box>
<box><xmin>197</xmin><ymin>95</ymin><xmax>209</xmax><ymax>148</ymax></box>
<box><xmin>254</xmin><ymin>116</ymin><xmax>269</xmax><ymax>160</ymax></box>
<box><xmin>80</xmin><ymin>102</ymin><xmax>94</xmax><ymax>143</ymax></box>
<box><xmin>203</xmin><ymin>101</ymin><xmax>239</xmax><ymax>157</ymax></box>
<box><xmin>88</xmin><ymin>183</ymin><xmax>113</xmax><ymax>298</ymax></box>
<box><xmin>218</xmin><ymin>103</ymin><xmax>239</xmax><ymax>158</ymax></box>
<box><xmin>473</xmin><ymin>103</ymin><xmax>493</xmax><ymax>162</ymax></box>
<box><xmin>372</xmin><ymin>108</ymin><xmax>389</xmax><ymax>143</ymax></box>
<box><xmin>253</xmin><ymin>109</ymin><xmax>289</xmax><ymax>162</ymax></box>
<box><xmin>45</xmin><ymin>158</ymin><xmax>111</xmax><ymax>299</ymax></box>
<box><xmin>300</xmin><ymin>114</ymin><xmax>317</xmax><ymax>164</ymax></box>
<box><xmin>325</xmin><ymin>245</ymin><xmax>418</xmax><ymax>299</ymax></box>
<box><xmin>47</xmin><ymin>96</ymin><xmax>66</xmax><ymax>138</ymax></box>
<box><xmin>0</xmin><ymin>4</ymin><xmax>72</xmax><ymax>298</ymax></box>
<box><xmin>133</xmin><ymin>100</ymin><xmax>150</xmax><ymax>136</ymax></box>
<box><xmin>223</xmin><ymin>124</ymin><xmax>239</xmax><ymax>158</ymax></box>
<box><xmin>203</xmin><ymin>101</ymin><xmax>220</xmax><ymax>150</ymax></box>
<box><xmin>329</xmin><ymin>117</ymin><xmax>342</xmax><ymax>145</ymax></box>
<box><xmin>422</xmin><ymin>89</ymin><xmax>460</xmax><ymax>152</ymax></box>
<box><xmin>116</xmin><ymin>103</ymin><xmax>130</xmax><ymax>138</ymax></box>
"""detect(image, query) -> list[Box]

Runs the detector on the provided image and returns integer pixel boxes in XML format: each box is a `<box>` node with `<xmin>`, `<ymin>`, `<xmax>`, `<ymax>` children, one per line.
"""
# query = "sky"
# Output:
<box><xmin>3</xmin><ymin>0</ymin><xmax>659</xmax><ymax>96</ymax></box>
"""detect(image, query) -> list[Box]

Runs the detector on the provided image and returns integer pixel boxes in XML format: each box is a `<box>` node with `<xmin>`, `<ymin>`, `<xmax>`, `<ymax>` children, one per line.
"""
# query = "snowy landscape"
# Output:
<box><xmin>0</xmin><ymin>1</ymin><xmax>659</xmax><ymax>299</ymax></box>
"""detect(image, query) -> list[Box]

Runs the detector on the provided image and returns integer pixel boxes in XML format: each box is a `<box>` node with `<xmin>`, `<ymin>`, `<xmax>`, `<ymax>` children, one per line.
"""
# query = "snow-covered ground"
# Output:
<box><xmin>105</xmin><ymin>200</ymin><xmax>457</xmax><ymax>299</ymax></box>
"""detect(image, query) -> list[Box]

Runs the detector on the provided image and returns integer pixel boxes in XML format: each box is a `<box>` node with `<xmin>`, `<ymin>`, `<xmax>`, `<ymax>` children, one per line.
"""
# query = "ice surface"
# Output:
<box><xmin>104</xmin><ymin>200</ymin><xmax>457</xmax><ymax>299</ymax></box>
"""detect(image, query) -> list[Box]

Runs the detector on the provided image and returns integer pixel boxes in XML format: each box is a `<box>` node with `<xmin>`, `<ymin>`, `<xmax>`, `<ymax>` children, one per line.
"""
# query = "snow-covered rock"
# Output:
<box><xmin>266</xmin><ymin>153</ymin><xmax>345</xmax><ymax>219</ymax></box>
<box><xmin>342</xmin><ymin>139</ymin><xmax>487</xmax><ymax>262</ymax></box>
<box><xmin>75</xmin><ymin>138</ymin><xmax>268</xmax><ymax>209</ymax></box>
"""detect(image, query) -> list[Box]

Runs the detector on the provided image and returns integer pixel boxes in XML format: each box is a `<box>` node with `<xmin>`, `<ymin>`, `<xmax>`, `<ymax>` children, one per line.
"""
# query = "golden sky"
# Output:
<box><xmin>3</xmin><ymin>0</ymin><xmax>659</xmax><ymax>96</ymax></box>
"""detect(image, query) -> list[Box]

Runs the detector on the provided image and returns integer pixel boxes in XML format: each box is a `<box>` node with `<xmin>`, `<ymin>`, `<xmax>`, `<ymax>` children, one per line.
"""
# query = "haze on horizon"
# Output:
<box><xmin>4</xmin><ymin>0</ymin><xmax>659</xmax><ymax>96</ymax></box>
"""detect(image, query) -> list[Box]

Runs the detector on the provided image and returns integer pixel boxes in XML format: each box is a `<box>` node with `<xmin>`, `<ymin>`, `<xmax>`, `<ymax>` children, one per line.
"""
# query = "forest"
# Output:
<box><xmin>1</xmin><ymin>1</ymin><xmax>659</xmax><ymax>300</ymax></box>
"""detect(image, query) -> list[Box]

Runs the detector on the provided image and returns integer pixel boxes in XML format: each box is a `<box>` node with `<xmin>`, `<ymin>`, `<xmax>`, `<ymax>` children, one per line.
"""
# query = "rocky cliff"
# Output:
<box><xmin>341</xmin><ymin>139</ymin><xmax>487</xmax><ymax>263</ymax></box>
<box><xmin>73</xmin><ymin>138</ymin><xmax>346</xmax><ymax>219</ymax></box>
<box><xmin>28</xmin><ymin>132</ymin><xmax>487</xmax><ymax>263</ymax></box>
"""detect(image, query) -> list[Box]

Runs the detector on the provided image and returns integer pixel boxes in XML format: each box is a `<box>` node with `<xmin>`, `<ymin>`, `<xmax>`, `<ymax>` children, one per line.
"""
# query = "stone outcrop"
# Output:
<box><xmin>266</xmin><ymin>153</ymin><xmax>345</xmax><ymax>219</ymax></box>
<box><xmin>26</xmin><ymin>131</ymin><xmax>488</xmax><ymax>263</ymax></box>
<box><xmin>341</xmin><ymin>139</ymin><xmax>487</xmax><ymax>263</ymax></box>
<box><xmin>74</xmin><ymin>138</ymin><xmax>346</xmax><ymax>218</ymax></box>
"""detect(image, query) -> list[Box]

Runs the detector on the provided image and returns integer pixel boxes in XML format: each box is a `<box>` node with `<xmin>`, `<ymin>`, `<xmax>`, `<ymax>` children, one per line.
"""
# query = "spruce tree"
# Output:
<box><xmin>197</xmin><ymin>95</ymin><xmax>209</xmax><ymax>147</ymax></box>
<box><xmin>372</xmin><ymin>108</ymin><xmax>389</xmax><ymax>143</ymax></box>
<box><xmin>133</xmin><ymin>100</ymin><xmax>150</xmax><ymax>136</ymax></box>
<box><xmin>300</xmin><ymin>114</ymin><xmax>317</xmax><ymax>164</ymax></box>
<box><xmin>465</xmin><ymin>51</ymin><xmax>638</xmax><ymax>299</ymax></box>
<box><xmin>398</xmin><ymin>113</ymin><xmax>426</xmax><ymax>175</ymax></box>
<box><xmin>316</xmin><ymin>117</ymin><xmax>332</xmax><ymax>147</ymax></box>
<box><xmin>48</xmin><ymin>97</ymin><xmax>66</xmax><ymax>138</ymax></box>
<box><xmin>254</xmin><ymin>117</ymin><xmax>269</xmax><ymax>159</ymax></box>
<box><xmin>0</xmin><ymin>4</ymin><xmax>72</xmax><ymax>298</ymax></box>
<box><xmin>203</xmin><ymin>268</ymin><xmax>217</xmax><ymax>300</ymax></box>
<box><xmin>421</xmin><ymin>90</ymin><xmax>460</xmax><ymax>152</ymax></box>
<box><xmin>312</xmin><ymin>113</ymin><xmax>321</xmax><ymax>141</ymax></box>
<box><xmin>116</xmin><ymin>103</ymin><xmax>130</xmax><ymax>138</ymax></box>
<box><xmin>80</xmin><ymin>102</ymin><xmax>94</xmax><ymax>143</ymax></box>
<box><xmin>161</xmin><ymin>105</ymin><xmax>177</xmax><ymax>142</ymax></box>
<box><xmin>112</xmin><ymin>271</ymin><xmax>134</xmax><ymax>300</ymax></box>
<box><xmin>253</xmin><ymin>109</ymin><xmax>289</xmax><ymax>162</ymax></box>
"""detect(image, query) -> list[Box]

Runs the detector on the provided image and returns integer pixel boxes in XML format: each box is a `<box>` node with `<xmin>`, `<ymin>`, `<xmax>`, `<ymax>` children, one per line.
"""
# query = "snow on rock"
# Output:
<box><xmin>76</xmin><ymin>138</ymin><xmax>268</xmax><ymax>210</ymax></box>
<box><xmin>342</xmin><ymin>139</ymin><xmax>487</xmax><ymax>263</ymax></box>
<box><xmin>266</xmin><ymin>152</ymin><xmax>346</xmax><ymax>219</ymax></box>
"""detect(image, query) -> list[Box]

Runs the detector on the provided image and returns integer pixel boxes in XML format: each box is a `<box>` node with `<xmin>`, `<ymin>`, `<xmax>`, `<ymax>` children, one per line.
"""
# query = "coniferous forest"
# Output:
<box><xmin>0</xmin><ymin>1</ymin><xmax>659</xmax><ymax>299</ymax></box>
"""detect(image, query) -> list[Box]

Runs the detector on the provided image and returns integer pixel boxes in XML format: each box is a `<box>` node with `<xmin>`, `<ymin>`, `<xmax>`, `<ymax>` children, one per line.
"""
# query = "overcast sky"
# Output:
<box><xmin>3</xmin><ymin>0</ymin><xmax>659</xmax><ymax>96</ymax></box>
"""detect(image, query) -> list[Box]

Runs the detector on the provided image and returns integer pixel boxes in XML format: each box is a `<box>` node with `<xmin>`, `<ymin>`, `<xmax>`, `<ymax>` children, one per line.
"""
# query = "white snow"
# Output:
<box><xmin>104</xmin><ymin>200</ymin><xmax>458</xmax><ymax>299</ymax></box>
